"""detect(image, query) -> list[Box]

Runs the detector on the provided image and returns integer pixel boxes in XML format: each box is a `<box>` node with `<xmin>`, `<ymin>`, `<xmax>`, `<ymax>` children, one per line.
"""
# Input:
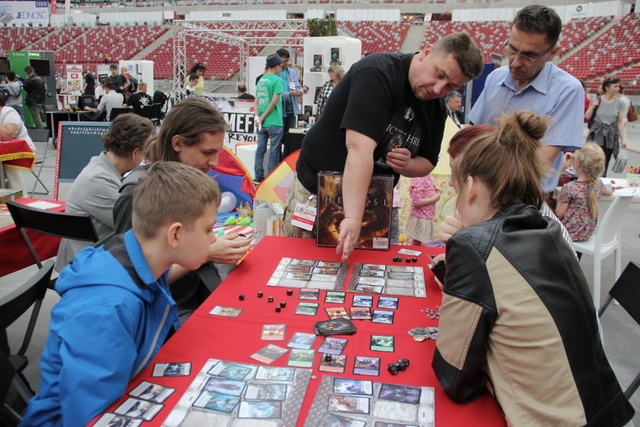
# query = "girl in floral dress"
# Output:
<box><xmin>406</xmin><ymin>175</ymin><xmax>439</xmax><ymax>246</ymax></box>
<box><xmin>556</xmin><ymin>143</ymin><xmax>613</xmax><ymax>244</ymax></box>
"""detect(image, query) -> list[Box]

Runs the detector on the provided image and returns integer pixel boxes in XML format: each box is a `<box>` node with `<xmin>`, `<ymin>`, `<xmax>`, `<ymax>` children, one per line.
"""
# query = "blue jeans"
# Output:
<box><xmin>255</xmin><ymin>125</ymin><xmax>283</xmax><ymax>181</ymax></box>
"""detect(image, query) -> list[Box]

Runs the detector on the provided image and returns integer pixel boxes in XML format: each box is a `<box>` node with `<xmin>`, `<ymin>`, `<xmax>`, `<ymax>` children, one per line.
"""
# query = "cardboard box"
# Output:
<box><xmin>0</xmin><ymin>188</ymin><xmax>24</xmax><ymax>204</ymax></box>
<box><xmin>316</xmin><ymin>172</ymin><xmax>392</xmax><ymax>250</ymax></box>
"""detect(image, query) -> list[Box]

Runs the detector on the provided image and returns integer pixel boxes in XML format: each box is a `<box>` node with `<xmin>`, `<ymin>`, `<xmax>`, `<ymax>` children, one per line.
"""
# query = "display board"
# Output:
<box><xmin>54</xmin><ymin>121</ymin><xmax>109</xmax><ymax>200</ymax></box>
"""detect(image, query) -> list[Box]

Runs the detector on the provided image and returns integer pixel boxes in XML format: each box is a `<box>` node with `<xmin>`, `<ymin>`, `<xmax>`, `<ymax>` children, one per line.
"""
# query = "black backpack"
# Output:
<box><xmin>153</xmin><ymin>90</ymin><xmax>168</xmax><ymax>105</ymax></box>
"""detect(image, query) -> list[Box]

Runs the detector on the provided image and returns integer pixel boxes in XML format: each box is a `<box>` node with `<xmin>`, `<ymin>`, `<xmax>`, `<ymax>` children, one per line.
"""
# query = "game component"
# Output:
<box><xmin>349</xmin><ymin>263</ymin><xmax>426</xmax><ymax>298</ymax></box>
<box><xmin>405</xmin><ymin>258</ymin><xmax>411</xmax><ymax>263</ymax></box>
<box><xmin>267</xmin><ymin>258</ymin><xmax>349</xmax><ymax>291</ymax></box>
<box><xmin>388</xmin><ymin>364</ymin><xmax>399</xmax><ymax>375</ymax></box>
<box><xmin>257</xmin><ymin>291</ymin><xmax>263</xmax><ymax>298</ymax></box>
<box><xmin>280</xmin><ymin>301</ymin><xmax>286</xmax><ymax>308</ymax></box>
<box><xmin>422</xmin><ymin>307</ymin><xmax>440</xmax><ymax>319</ymax></box>
<box><xmin>408</xmin><ymin>326</ymin><xmax>439</xmax><ymax>341</ymax></box>
<box><xmin>387</xmin><ymin>358</ymin><xmax>410</xmax><ymax>374</ymax></box>
<box><xmin>324</xmin><ymin>354</ymin><xmax>332</xmax><ymax>362</ymax></box>
<box><xmin>239</xmin><ymin>294</ymin><xmax>245</xmax><ymax>301</ymax></box>
<box><xmin>275</xmin><ymin>307</ymin><xmax>281</xmax><ymax>313</ymax></box>
<box><xmin>287</xmin><ymin>289</ymin><xmax>294</xmax><ymax>296</ymax></box>
<box><xmin>412</xmin><ymin>257</ymin><xmax>418</xmax><ymax>263</ymax></box>
<box><xmin>268</xmin><ymin>296</ymin><xmax>274</xmax><ymax>303</ymax></box>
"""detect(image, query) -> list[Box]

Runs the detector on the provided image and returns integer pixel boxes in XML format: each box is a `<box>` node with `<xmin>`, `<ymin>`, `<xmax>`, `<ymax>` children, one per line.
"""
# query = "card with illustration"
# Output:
<box><xmin>261</xmin><ymin>324</ymin><xmax>286</xmax><ymax>341</ymax></box>
<box><xmin>397</xmin><ymin>248</ymin><xmax>422</xmax><ymax>257</ymax></box>
<box><xmin>296</xmin><ymin>302</ymin><xmax>319</xmax><ymax>315</ymax></box>
<box><xmin>299</xmin><ymin>288</ymin><xmax>320</xmax><ymax>300</ymax></box>
<box><xmin>207</xmin><ymin>361</ymin><xmax>253</xmax><ymax>381</ymax></box>
<box><xmin>318</xmin><ymin>413</ymin><xmax>366</xmax><ymax>427</ymax></box>
<box><xmin>348</xmin><ymin>263</ymin><xmax>426</xmax><ymax>298</ymax></box>
<box><xmin>333</xmin><ymin>378</ymin><xmax>373</xmax><ymax>395</ymax></box>
<box><xmin>318</xmin><ymin>336</ymin><xmax>348</xmax><ymax>355</ymax></box>
<box><xmin>92</xmin><ymin>413</ymin><xmax>143</xmax><ymax>427</ymax></box>
<box><xmin>267</xmin><ymin>258</ymin><xmax>348</xmax><ymax>290</ymax></box>
<box><xmin>244</xmin><ymin>383</ymin><xmax>287</xmax><ymax>401</ymax></box>
<box><xmin>209</xmin><ymin>306</ymin><xmax>243</xmax><ymax>317</ymax></box>
<box><xmin>325</xmin><ymin>291</ymin><xmax>346</xmax><ymax>304</ymax></box>
<box><xmin>327</xmin><ymin>394</ymin><xmax>370</xmax><ymax>414</ymax></box>
<box><xmin>353</xmin><ymin>356</ymin><xmax>380</xmax><ymax>376</ymax></box>
<box><xmin>237</xmin><ymin>400</ymin><xmax>283</xmax><ymax>419</ymax></box>
<box><xmin>192</xmin><ymin>391</ymin><xmax>240</xmax><ymax>413</ymax></box>
<box><xmin>319</xmin><ymin>354</ymin><xmax>347</xmax><ymax>373</ymax></box>
<box><xmin>287</xmin><ymin>349</ymin><xmax>315</xmax><ymax>367</ymax></box>
<box><xmin>325</xmin><ymin>306</ymin><xmax>350</xmax><ymax>320</ymax></box>
<box><xmin>377</xmin><ymin>296</ymin><xmax>399</xmax><ymax>309</ymax></box>
<box><xmin>114</xmin><ymin>398</ymin><xmax>163</xmax><ymax>420</ymax></box>
<box><xmin>203</xmin><ymin>378</ymin><xmax>246</xmax><ymax>397</ymax></box>
<box><xmin>352</xmin><ymin>294</ymin><xmax>373</xmax><ymax>307</ymax></box>
<box><xmin>287</xmin><ymin>332</ymin><xmax>317</xmax><ymax>349</ymax></box>
<box><xmin>128</xmin><ymin>381</ymin><xmax>175</xmax><ymax>403</ymax></box>
<box><xmin>255</xmin><ymin>366</ymin><xmax>295</xmax><ymax>381</ymax></box>
<box><xmin>249</xmin><ymin>344</ymin><xmax>289</xmax><ymax>364</ymax></box>
<box><xmin>378</xmin><ymin>383</ymin><xmax>422</xmax><ymax>404</ymax></box>
<box><xmin>349</xmin><ymin>307</ymin><xmax>371</xmax><ymax>320</ymax></box>
<box><xmin>151</xmin><ymin>362</ymin><xmax>191</xmax><ymax>377</ymax></box>
<box><xmin>355</xmin><ymin>284</ymin><xmax>384</xmax><ymax>294</ymax></box>
<box><xmin>370</xmin><ymin>335</ymin><xmax>394</xmax><ymax>352</ymax></box>
<box><xmin>371</xmin><ymin>310</ymin><xmax>394</xmax><ymax>324</ymax></box>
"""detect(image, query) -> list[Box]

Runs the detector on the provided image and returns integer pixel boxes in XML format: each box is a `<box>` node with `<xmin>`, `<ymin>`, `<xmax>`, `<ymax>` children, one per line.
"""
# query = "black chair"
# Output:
<box><xmin>598</xmin><ymin>261</ymin><xmax>640</xmax><ymax>399</ymax></box>
<box><xmin>0</xmin><ymin>260</ymin><xmax>54</xmax><ymax>373</ymax></box>
<box><xmin>1</xmin><ymin>348</ymin><xmax>33</xmax><ymax>424</ymax></box>
<box><xmin>141</xmin><ymin>103</ymin><xmax>162</xmax><ymax>127</ymax></box>
<box><xmin>108</xmin><ymin>107</ymin><xmax>132</xmax><ymax>121</ymax></box>
<box><xmin>6</xmin><ymin>200</ymin><xmax>99</xmax><ymax>269</ymax></box>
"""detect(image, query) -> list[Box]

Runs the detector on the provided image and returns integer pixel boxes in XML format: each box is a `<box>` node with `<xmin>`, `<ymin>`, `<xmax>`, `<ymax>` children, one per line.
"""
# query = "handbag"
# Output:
<box><xmin>628</xmin><ymin>105</ymin><xmax>638</xmax><ymax>123</ymax></box>
<box><xmin>612</xmin><ymin>149</ymin><xmax>628</xmax><ymax>174</ymax></box>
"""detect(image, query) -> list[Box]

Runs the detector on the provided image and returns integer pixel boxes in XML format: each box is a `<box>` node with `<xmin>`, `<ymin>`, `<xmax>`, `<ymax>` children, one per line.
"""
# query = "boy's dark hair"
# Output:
<box><xmin>24</xmin><ymin>66</ymin><xmax>34</xmax><ymax>74</ymax></box>
<box><xmin>6</xmin><ymin>71</ymin><xmax>16</xmax><ymax>81</ymax></box>
<box><xmin>132</xmin><ymin>162</ymin><xmax>221</xmax><ymax>239</ymax></box>
<box><xmin>276</xmin><ymin>48</ymin><xmax>290</xmax><ymax>59</ymax></box>
<box><xmin>104</xmin><ymin>82</ymin><xmax>116</xmax><ymax>91</ymax></box>
<box><xmin>110</xmin><ymin>64</ymin><xmax>118</xmax><ymax>70</ymax></box>
<box><xmin>188</xmin><ymin>73</ymin><xmax>199</xmax><ymax>82</ymax></box>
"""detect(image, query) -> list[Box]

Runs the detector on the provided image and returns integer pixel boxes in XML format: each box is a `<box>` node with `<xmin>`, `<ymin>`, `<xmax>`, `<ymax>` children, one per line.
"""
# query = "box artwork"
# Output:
<box><xmin>316</xmin><ymin>172</ymin><xmax>392</xmax><ymax>250</ymax></box>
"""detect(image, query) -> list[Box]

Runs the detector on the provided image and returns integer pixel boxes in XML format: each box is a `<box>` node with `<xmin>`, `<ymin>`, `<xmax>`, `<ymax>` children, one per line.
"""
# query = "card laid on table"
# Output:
<box><xmin>250</xmin><ymin>344</ymin><xmax>289</xmax><ymax>364</ymax></box>
<box><xmin>261</xmin><ymin>324</ymin><xmax>286</xmax><ymax>340</ymax></box>
<box><xmin>151</xmin><ymin>362</ymin><xmax>191</xmax><ymax>377</ymax></box>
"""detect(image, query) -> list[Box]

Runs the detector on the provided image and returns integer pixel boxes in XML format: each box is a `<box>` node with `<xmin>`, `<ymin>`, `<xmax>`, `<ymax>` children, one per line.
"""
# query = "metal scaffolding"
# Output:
<box><xmin>172</xmin><ymin>20</ymin><xmax>308</xmax><ymax>97</ymax></box>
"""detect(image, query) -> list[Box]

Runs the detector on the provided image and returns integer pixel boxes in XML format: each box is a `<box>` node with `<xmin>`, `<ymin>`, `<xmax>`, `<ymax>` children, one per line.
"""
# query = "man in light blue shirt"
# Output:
<box><xmin>277</xmin><ymin>48</ymin><xmax>304</xmax><ymax>134</ymax></box>
<box><xmin>469</xmin><ymin>5</ymin><xmax>583</xmax><ymax>194</ymax></box>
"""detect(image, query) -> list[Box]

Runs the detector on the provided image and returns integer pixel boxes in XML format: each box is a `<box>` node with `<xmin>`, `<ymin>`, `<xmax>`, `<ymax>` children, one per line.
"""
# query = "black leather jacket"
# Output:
<box><xmin>433</xmin><ymin>202</ymin><xmax>634</xmax><ymax>426</ymax></box>
<box><xmin>23</xmin><ymin>74</ymin><xmax>46</xmax><ymax>106</ymax></box>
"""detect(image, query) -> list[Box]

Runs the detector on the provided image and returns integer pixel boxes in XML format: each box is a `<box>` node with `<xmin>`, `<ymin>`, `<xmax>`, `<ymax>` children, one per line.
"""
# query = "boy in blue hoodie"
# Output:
<box><xmin>20</xmin><ymin>162</ymin><xmax>221</xmax><ymax>426</ymax></box>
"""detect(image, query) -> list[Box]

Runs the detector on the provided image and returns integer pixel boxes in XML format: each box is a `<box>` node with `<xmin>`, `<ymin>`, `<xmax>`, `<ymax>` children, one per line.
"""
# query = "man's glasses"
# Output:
<box><xmin>503</xmin><ymin>41</ymin><xmax>552</xmax><ymax>64</ymax></box>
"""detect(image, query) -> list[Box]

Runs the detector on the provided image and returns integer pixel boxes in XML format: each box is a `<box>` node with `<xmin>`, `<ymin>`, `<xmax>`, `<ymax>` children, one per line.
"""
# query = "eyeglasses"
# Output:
<box><xmin>503</xmin><ymin>41</ymin><xmax>552</xmax><ymax>64</ymax></box>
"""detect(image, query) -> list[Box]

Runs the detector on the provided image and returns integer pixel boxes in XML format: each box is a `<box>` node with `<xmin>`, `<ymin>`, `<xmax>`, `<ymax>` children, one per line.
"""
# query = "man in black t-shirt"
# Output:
<box><xmin>106</xmin><ymin>64</ymin><xmax>127</xmax><ymax>94</ymax></box>
<box><xmin>126</xmin><ymin>82</ymin><xmax>153</xmax><ymax>115</ymax></box>
<box><xmin>283</xmin><ymin>32</ymin><xmax>483</xmax><ymax>261</ymax></box>
<box><xmin>83</xmin><ymin>70</ymin><xmax>96</xmax><ymax>95</ymax></box>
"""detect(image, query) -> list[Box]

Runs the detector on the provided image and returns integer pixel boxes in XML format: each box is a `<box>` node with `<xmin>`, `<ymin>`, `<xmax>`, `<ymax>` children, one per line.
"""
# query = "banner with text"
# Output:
<box><xmin>0</xmin><ymin>1</ymin><xmax>49</xmax><ymax>27</ymax></box>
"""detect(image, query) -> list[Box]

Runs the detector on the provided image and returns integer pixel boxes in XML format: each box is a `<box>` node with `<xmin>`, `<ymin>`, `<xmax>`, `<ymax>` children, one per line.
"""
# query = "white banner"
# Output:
<box><xmin>570</xmin><ymin>4</ymin><xmax>588</xmax><ymax>18</ymax></box>
<box><xmin>0</xmin><ymin>1</ymin><xmax>49</xmax><ymax>27</ymax></box>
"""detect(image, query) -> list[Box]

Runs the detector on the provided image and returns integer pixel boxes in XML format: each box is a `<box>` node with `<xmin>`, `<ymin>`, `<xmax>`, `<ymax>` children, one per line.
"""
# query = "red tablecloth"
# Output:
<box><xmin>97</xmin><ymin>236</ymin><xmax>505</xmax><ymax>426</ymax></box>
<box><xmin>0</xmin><ymin>138</ymin><xmax>36</xmax><ymax>171</ymax></box>
<box><xmin>0</xmin><ymin>198</ymin><xmax>65</xmax><ymax>277</ymax></box>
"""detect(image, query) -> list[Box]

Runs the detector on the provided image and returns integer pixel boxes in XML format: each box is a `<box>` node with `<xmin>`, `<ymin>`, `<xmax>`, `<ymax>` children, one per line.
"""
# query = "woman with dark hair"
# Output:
<box><xmin>433</xmin><ymin>111</ymin><xmax>634</xmax><ymax>426</ymax></box>
<box><xmin>189</xmin><ymin>62</ymin><xmax>206</xmax><ymax>96</ymax></box>
<box><xmin>585</xmin><ymin>76</ymin><xmax>627</xmax><ymax>175</ymax></box>
<box><xmin>55</xmin><ymin>114</ymin><xmax>154</xmax><ymax>270</ymax></box>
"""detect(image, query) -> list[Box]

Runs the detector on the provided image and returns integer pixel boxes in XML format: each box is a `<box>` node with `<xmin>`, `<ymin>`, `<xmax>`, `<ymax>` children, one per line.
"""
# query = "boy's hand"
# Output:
<box><xmin>207</xmin><ymin>233</ymin><xmax>251</xmax><ymax>264</ymax></box>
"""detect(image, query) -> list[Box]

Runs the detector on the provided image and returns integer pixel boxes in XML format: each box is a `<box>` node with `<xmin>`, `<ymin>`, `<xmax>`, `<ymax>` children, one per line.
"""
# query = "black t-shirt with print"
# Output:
<box><xmin>296</xmin><ymin>52</ymin><xmax>447</xmax><ymax>194</ymax></box>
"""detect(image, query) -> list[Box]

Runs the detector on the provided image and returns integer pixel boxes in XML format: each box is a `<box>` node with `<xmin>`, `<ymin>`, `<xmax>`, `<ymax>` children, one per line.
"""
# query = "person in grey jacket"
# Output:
<box><xmin>55</xmin><ymin>114</ymin><xmax>154</xmax><ymax>271</ymax></box>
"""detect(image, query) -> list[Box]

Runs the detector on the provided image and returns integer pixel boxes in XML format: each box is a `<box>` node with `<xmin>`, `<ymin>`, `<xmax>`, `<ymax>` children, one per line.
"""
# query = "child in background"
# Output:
<box><xmin>405</xmin><ymin>175</ymin><xmax>439</xmax><ymax>246</ymax></box>
<box><xmin>21</xmin><ymin>162</ymin><xmax>221</xmax><ymax>426</ymax></box>
<box><xmin>556</xmin><ymin>142</ymin><xmax>613</xmax><ymax>242</ymax></box>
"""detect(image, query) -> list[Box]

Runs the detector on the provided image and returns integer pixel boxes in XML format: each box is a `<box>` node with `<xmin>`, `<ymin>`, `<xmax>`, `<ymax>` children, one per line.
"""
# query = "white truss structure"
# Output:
<box><xmin>172</xmin><ymin>20</ymin><xmax>308</xmax><ymax>96</ymax></box>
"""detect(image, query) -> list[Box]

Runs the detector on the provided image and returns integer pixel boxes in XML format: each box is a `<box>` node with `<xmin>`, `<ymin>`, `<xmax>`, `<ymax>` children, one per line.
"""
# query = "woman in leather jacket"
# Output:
<box><xmin>432</xmin><ymin>111</ymin><xmax>634</xmax><ymax>427</ymax></box>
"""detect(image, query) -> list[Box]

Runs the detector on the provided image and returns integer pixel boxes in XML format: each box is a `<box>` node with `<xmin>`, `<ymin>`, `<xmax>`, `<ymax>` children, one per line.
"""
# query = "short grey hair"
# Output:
<box><xmin>446</xmin><ymin>91</ymin><xmax>462</xmax><ymax>102</ymax></box>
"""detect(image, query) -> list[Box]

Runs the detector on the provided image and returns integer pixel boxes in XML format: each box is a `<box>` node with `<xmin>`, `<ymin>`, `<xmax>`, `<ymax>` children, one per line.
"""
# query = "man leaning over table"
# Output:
<box><xmin>84</xmin><ymin>82</ymin><xmax>125</xmax><ymax>121</ymax></box>
<box><xmin>282</xmin><ymin>32</ymin><xmax>484</xmax><ymax>261</ymax></box>
<box><xmin>0</xmin><ymin>92</ymin><xmax>36</xmax><ymax>193</ymax></box>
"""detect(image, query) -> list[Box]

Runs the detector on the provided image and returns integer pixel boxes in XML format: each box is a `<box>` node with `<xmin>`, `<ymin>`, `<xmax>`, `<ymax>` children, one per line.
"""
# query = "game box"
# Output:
<box><xmin>316</xmin><ymin>172</ymin><xmax>393</xmax><ymax>251</ymax></box>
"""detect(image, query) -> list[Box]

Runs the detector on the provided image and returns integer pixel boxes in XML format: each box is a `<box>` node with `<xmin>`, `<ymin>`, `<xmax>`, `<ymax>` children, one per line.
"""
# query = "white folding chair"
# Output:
<box><xmin>574</xmin><ymin>189</ymin><xmax>637</xmax><ymax>308</ymax></box>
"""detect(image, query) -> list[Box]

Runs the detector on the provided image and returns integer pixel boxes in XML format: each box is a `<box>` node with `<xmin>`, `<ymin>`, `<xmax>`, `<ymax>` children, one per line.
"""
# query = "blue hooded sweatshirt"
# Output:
<box><xmin>20</xmin><ymin>230</ymin><xmax>181</xmax><ymax>426</ymax></box>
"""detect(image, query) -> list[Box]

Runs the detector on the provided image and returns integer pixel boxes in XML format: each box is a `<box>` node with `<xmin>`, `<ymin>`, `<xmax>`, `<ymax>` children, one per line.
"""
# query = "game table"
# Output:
<box><xmin>0</xmin><ymin>198</ymin><xmax>65</xmax><ymax>277</ymax></box>
<box><xmin>0</xmin><ymin>138</ymin><xmax>36</xmax><ymax>189</ymax></box>
<box><xmin>95</xmin><ymin>236</ymin><xmax>505</xmax><ymax>426</ymax></box>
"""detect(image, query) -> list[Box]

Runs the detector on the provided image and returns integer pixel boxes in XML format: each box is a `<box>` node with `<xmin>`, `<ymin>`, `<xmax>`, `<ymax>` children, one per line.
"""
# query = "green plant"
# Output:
<box><xmin>307</xmin><ymin>18</ymin><xmax>338</xmax><ymax>37</ymax></box>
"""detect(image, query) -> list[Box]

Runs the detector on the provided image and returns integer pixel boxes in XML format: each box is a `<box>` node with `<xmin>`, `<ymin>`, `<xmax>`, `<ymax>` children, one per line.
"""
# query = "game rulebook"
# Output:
<box><xmin>316</xmin><ymin>173</ymin><xmax>393</xmax><ymax>251</ymax></box>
